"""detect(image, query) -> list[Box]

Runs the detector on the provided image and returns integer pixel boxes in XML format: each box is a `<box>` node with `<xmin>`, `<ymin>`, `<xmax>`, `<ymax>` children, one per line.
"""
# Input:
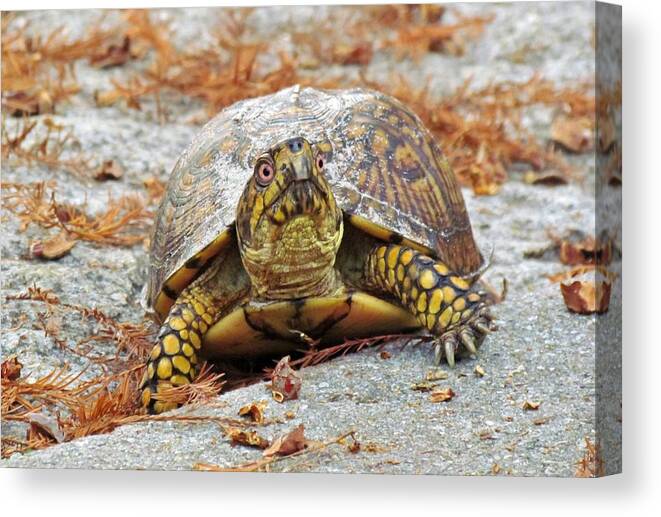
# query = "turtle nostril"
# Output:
<box><xmin>288</xmin><ymin>138</ymin><xmax>303</xmax><ymax>153</ymax></box>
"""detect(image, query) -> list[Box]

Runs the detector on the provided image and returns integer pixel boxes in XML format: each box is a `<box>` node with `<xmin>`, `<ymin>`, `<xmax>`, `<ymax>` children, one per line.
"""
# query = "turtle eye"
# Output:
<box><xmin>316</xmin><ymin>154</ymin><xmax>325</xmax><ymax>170</ymax></box>
<box><xmin>255</xmin><ymin>160</ymin><xmax>275</xmax><ymax>186</ymax></box>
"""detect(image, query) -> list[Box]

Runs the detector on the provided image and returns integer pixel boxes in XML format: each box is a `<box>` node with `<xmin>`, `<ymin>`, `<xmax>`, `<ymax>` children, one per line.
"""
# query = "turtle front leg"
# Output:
<box><xmin>363</xmin><ymin>243</ymin><xmax>496</xmax><ymax>366</ymax></box>
<box><xmin>140</xmin><ymin>285</ymin><xmax>219</xmax><ymax>414</ymax></box>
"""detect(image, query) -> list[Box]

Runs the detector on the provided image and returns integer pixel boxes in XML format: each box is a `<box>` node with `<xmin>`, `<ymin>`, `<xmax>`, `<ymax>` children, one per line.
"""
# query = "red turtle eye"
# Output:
<box><xmin>316</xmin><ymin>154</ymin><xmax>325</xmax><ymax>170</ymax></box>
<box><xmin>255</xmin><ymin>160</ymin><xmax>275</xmax><ymax>186</ymax></box>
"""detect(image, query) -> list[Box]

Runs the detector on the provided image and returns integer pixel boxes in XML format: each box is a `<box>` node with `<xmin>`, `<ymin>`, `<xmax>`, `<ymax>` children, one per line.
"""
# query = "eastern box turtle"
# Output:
<box><xmin>141</xmin><ymin>85</ymin><xmax>496</xmax><ymax>413</ymax></box>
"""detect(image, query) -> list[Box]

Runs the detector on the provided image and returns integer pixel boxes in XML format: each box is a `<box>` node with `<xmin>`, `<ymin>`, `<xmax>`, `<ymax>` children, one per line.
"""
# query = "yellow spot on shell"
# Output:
<box><xmin>451</xmin><ymin>312</ymin><xmax>462</xmax><ymax>325</ymax></box>
<box><xmin>417</xmin><ymin>292</ymin><xmax>428</xmax><ymax>313</ymax></box>
<box><xmin>190</xmin><ymin>366</ymin><xmax>197</xmax><ymax>378</ymax></box>
<box><xmin>194</xmin><ymin>302</ymin><xmax>206</xmax><ymax>316</ymax></box>
<box><xmin>171</xmin><ymin>375</ymin><xmax>189</xmax><ymax>386</ymax></box>
<box><xmin>453</xmin><ymin>297</ymin><xmax>466</xmax><ymax>311</ymax></box>
<box><xmin>419</xmin><ymin>269</ymin><xmax>436</xmax><ymax>290</ymax></box>
<box><xmin>157</xmin><ymin>357</ymin><xmax>172</xmax><ymax>379</ymax></box>
<box><xmin>172</xmin><ymin>356</ymin><xmax>191</xmax><ymax>374</ymax></box>
<box><xmin>162</xmin><ymin>334</ymin><xmax>180</xmax><ymax>355</ymax></box>
<box><xmin>396</xmin><ymin>264</ymin><xmax>405</xmax><ymax>282</ymax></box>
<box><xmin>150</xmin><ymin>345</ymin><xmax>161</xmax><ymax>361</ymax></box>
<box><xmin>411</xmin><ymin>287</ymin><xmax>418</xmax><ymax>302</ymax></box>
<box><xmin>461</xmin><ymin>309</ymin><xmax>473</xmax><ymax>321</ymax></box>
<box><xmin>434</xmin><ymin>263</ymin><xmax>449</xmax><ymax>276</ymax></box>
<box><xmin>141</xmin><ymin>388</ymin><xmax>151</xmax><ymax>406</ymax></box>
<box><xmin>387</xmin><ymin>247</ymin><xmax>400</xmax><ymax>270</ymax></box>
<box><xmin>180</xmin><ymin>329</ymin><xmax>189</xmax><ymax>340</ymax></box>
<box><xmin>450</xmin><ymin>276</ymin><xmax>470</xmax><ymax>290</ymax></box>
<box><xmin>429</xmin><ymin>288</ymin><xmax>443</xmax><ymax>314</ymax></box>
<box><xmin>468</xmin><ymin>293</ymin><xmax>481</xmax><ymax>303</ymax></box>
<box><xmin>400</xmin><ymin>250</ymin><xmax>414</xmax><ymax>266</ymax></box>
<box><xmin>442</xmin><ymin>286</ymin><xmax>456</xmax><ymax>304</ymax></box>
<box><xmin>147</xmin><ymin>363</ymin><xmax>155</xmax><ymax>379</ymax></box>
<box><xmin>192</xmin><ymin>321</ymin><xmax>199</xmax><ymax>330</ymax></box>
<box><xmin>202</xmin><ymin>312</ymin><xmax>213</xmax><ymax>325</ymax></box>
<box><xmin>199</xmin><ymin>321</ymin><xmax>208</xmax><ymax>334</ymax></box>
<box><xmin>169</xmin><ymin>317</ymin><xmax>186</xmax><ymax>331</ymax></box>
<box><xmin>190</xmin><ymin>331</ymin><xmax>202</xmax><ymax>349</ymax></box>
<box><xmin>403</xmin><ymin>276</ymin><xmax>411</xmax><ymax>291</ymax></box>
<box><xmin>182</xmin><ymin>309</ymin><xmax>194</xmax><ymax>323</ymax></box>
<box><xmin>439</xmin><ymin>307</ymin><xmax>453</xmax><ymax>329</ymax></box>
<box><xmin>377</xmin><ymin>246</ymin><xmax>387</xmax><ymax>259</ymax></box>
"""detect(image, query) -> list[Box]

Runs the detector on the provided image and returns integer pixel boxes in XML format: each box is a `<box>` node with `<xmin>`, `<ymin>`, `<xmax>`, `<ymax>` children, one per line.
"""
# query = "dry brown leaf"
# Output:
<box><xmin>430</xmin><ymin>387</ymin><xmax>455</xmax><ymax>403</ymax></box>
<box><xmin>2</xmin><ymin>90</ymin><xmax>54</xmax><ymax>117</ymax></box>
<box><xmin>1</xmin><ymin>357</ymin><xmax>23</xmax><ymax>381</ymax></box>
<box><xmin>523</xmin><ymin>170</ymin><xmax>568</xmax><ymax>185</ymax></box>
<box><xmin>558</xmin><ymin>235</ymin><xmax>612</xmax><ymax>266</ymax></box>
<box><xmin>225</xmin><ymin>427</ymin><xmax>269</xmax><ymax>449</ymax></box>
<box><xmin>379</xmin><ymin>350</ymin><xmax>392</xmax><ymax>360</ymax></box>
<box><xmin>238</xmin><ymin>400</ymin><xmax>267</xmax><ymax>424</ymax></box>
<box><xmin>89</xmin><ymin>35</ymin><xmax>133</xmax><ymax>69</ymax></box>
<box><xmin>522</xmin><ymin>400</ymin><xmax>541</xmax><ymax>411</ymax></box>
<box><xmin>550</xmin><ymin>115</ymin><xmax>594</xmax><ymax>153</ymax></box>
<box><xmin>94</xmin><ymin>160</ymin><xmax>124</xmax><ymax>181</ymax></box>
<box><xmin>29</xmin><ymin>232</ymin><xmax>76</xmax><ymax>260</ymax></box>
<box><xmin>270</xmin><ymin>355</ymin><xmax>302</xmax><ymax>402</ymax></box>
<box><xmin>263</xmin><ymin>424</ymin><xmax>306</xmax><ymax>457</ymax></box>
<box><xmin>561</xmin><ymin>279</ymin><xmax>611</xmax><ymax>314</ymax></box>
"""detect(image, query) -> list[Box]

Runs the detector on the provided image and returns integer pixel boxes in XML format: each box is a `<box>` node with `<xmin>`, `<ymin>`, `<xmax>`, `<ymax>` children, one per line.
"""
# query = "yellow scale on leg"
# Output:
<box><xmin>140</xmin><ymin>285</ymin><xmax>218</xmax><ymax>414</ymax></box>
<box><xmin>365</xmin><ymin>243</ymin><xmax>494</xmax><ymax>365</ymax></box>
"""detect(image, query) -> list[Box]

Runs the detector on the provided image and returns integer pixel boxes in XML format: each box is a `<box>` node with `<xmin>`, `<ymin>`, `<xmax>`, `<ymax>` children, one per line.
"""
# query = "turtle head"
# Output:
<box><xmin>236</xmin><ymin>137</ymin><xmax>343</xmax><ymax>299</ymax></box>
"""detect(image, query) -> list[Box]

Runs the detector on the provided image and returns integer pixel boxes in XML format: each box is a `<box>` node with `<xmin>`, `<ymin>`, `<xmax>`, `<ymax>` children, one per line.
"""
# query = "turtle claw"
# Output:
<box><xmin>434</xmin><ymin>342</ymin><xmax>443</xmax><ymax>366</ymax></box>
<box><xmin>444</xmin><ymin>337</ymin><xmax>456</xmax><ymax>368</ymax></box>
<box><xmin>459</xmin><ymin>330</ymin><xmax>478</xmax><ymax>356</ymax></box>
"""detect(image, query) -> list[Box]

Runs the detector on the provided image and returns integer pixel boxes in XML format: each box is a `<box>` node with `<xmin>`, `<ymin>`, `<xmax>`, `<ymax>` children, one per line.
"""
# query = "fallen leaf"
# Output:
<box><xmin>225</xmin><ymin>427</ymin><xmax>269</xmax><ymax>449</ymax></box>
<box><xmin>551</xmin><ymin>115</ymin><xmax>594</xmax><ymax>153</ymax></box>
<box><xmin>532</xmin><ymin>416</ymin><xmax>552</xmax><ymax>425</ymax></box>
<box><xmin>379</xmin><ymin>350</ymin><xmax>392</xmax><ymax>360</ymax></box>
<box><xmin>89</xmin><ymin>35</ymin><xmax>132</xmax><ymax>68</ymax></box>
<box><xmin>491</xmin><ymin>463</ymin><xmax>501</xmax><ymax>474</ymax></box>
<box><xmin>411</xmin><ymin>381</ymin><xmax>437</xmax><ymax>392</ymax></box>
<box><xmin>271</xmin><ymin>355</ymin><xmax>302</xmax><ymax>402</ymax></box>
<box><xmin>522</xmin><ymin>400</ymin><xmax>541</xmax><ymax>411</ymax></box>
<box><xmin>474</xmin><ymin>365</ymin><xmax>486</xmax><ymax>377</ymax></box>
<box><xmin>284</xmin><ymin>410</ymin><xmax>296</xmax><ymax>420</ymax></box>
<box><xmin>263</xmin><ymin>424</ymin><xmax>306</xmax><ymax>457</ymax></box>
<box><xmin>561</xmin><ymin>277</ymin><xmax>611</xmax><ymax>314</ymax></box>
<box><xmin>2</xmin><ymin>90</ymin><xmax>54</xmax><ymax>117</ymax></box>
<box><xmin>332</xmin><ymin>42</ymin><xmax>373</xmax><ymax>65</ymax></box>
<box><xmin>1</xmin><ymin>356</ymin><xmax>23</xmax><ymax>381</ymax></box>
<box><xmin>425</xmin><ymin>369</ymin><xmax>448</xmax><ymax>381</ymax></box>
<box><xmin>94</xmin><ymin>160</ymin><xmax>124</xmax><ymax>181</ymax></box>
<box><xmin>238</xmin><ymin>400</ymin><xmax>267</xmax><ymax>424</ymax></box>
<box><xmin>30</xmin><ymin>232</ymin><xmax>77</xmax><ymax>260</ymax></box>
<box><xmin>559</xmin><ymin>235</ymin><xmax>612</xmax><ymax>266</ymax></box>
<box><xmin>523</xmin><ymin>170</ymin><xmax>568</xmax><ymax>185</ymax></box>
<box><xmin>430</xmin><ymin>387</ymin><xmax>455</xmax><ymax>403</ymax></box>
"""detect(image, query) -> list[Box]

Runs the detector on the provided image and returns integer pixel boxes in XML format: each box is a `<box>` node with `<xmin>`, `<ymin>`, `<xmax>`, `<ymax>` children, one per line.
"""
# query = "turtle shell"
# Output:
<box><xmin>147</xmin><ymin>85</ymin><xmax>482</xmax><ymax>315</ymax></box>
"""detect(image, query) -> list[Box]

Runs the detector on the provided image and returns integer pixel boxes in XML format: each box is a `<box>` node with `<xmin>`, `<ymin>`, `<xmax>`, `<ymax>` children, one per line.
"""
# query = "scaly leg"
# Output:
<box><xmin>363</xmin><ymin>243</ymin><xmax>496</xmax><ymax>366</ymax></box>
<box><xmin>140</xmin><ymin>284</ymin><xmax>221</xmax><ymax>414</ymax></box>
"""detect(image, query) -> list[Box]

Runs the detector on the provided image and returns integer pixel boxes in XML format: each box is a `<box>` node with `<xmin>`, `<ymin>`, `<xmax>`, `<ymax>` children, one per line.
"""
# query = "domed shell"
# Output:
<box><xmin>147</xmin><ymin>85</ymin><xmax>482</xmax><ymax>313</ymax></box>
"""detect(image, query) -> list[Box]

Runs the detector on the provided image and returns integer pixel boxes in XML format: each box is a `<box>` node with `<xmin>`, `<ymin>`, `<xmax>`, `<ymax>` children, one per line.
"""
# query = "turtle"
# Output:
<box><xmin>141</xmin><ymin>85</ymin><xmax>496</xmax><ymax>414</ymax></box>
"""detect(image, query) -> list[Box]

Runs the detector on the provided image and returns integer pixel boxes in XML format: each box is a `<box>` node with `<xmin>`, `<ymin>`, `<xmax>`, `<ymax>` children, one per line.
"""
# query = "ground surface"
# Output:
<box><xmin>1</xmin><ymin>2</ymin><xmax>621</xmax><ymax>475</ymax></box>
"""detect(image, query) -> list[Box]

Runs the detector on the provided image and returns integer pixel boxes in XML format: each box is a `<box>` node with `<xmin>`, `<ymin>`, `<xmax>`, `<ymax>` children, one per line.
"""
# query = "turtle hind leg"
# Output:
<box><xmin>140</xmin><ymin>285</ymin><xmax>218</xmax><ymax>414</ymax></box>
<box><xmin>363</xmin><ymin>243</ymin><xmax>497</xmax><ymax>366</ymax></box>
